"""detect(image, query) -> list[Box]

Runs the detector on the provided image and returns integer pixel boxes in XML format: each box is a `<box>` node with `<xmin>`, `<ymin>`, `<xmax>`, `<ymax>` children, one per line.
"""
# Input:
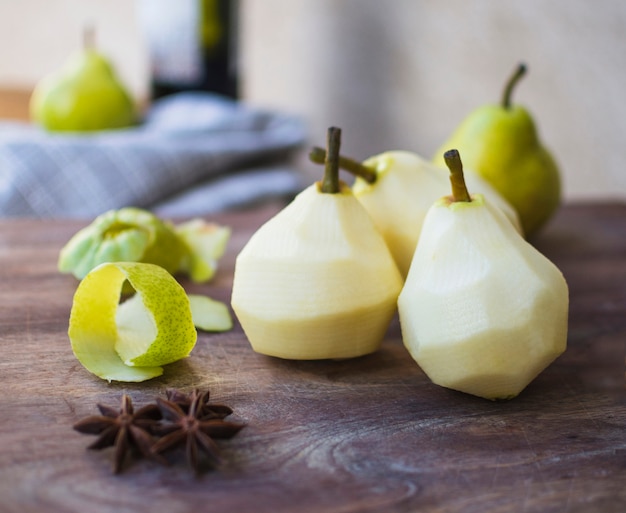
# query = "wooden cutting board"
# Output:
<box><xmin>0</xmin><ymin>201</ymin><xmax>624</xmax><ymax>513</ymax></box>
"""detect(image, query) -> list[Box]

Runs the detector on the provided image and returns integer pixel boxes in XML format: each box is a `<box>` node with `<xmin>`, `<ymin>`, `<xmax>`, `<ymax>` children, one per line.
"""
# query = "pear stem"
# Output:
<box><xmin>309</xmin><ymin>147</ymin><xmax>377</xmax><ymax>184</ymax></box>
<box><xmin>320</xmin><ymin>127</ymin><xmax>341</xmax><ymax>194</ymax></box>
<box><xmin>501</xmin><ymin>63</ymin><xmax>527</xmax><ymax>109</ymax></box>
<box><xmin>83</xmin><ymin>25</ymin><xmax>96</xmax><ymax>50</ymax></box>
<box><xmin>443</xmin><ymin>149</ymin><xmax>471</xmax><ymax>202</ymax></box>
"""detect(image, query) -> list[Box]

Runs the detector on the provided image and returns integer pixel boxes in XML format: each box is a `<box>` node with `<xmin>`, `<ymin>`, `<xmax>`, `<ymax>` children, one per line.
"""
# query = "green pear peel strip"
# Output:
<box><xmin>175</xmin><ymin>220</ymin><xmax>231</xmax><ymax>283</ymax></box>
<box><xmin>68</xmin><ymin>262</ymin><xmax>197</xmax><ymax>382</ymax></box>
<box><xmin>188</xmin><ymin>294</ymin><xmax>233</xmax><ymax>332</ymax></box>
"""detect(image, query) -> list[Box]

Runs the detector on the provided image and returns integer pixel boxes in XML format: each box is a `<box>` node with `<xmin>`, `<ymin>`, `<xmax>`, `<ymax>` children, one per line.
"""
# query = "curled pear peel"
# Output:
<box><xmin>232</xmin><ymin>127</ymin><xmax>403</xmax><ymax>360</ymax></box>
<box><xmin>58</xmin><ymin>207</ymin><xmax>229</xmax><ymax>283</ymax></box>
<box><xmin>432</xmin><ymin>63</ymin><xmax>561</xmax><ymax>236</ymax></box>
<box><xmin>68</xmin><ymin>262</ymin><xmax>197</xmax><ymax>382</ymax></box>
<box><xmin>397</xmin><ymin>150</ymin><xmax>568</xmax><ymax>400</ymax></box>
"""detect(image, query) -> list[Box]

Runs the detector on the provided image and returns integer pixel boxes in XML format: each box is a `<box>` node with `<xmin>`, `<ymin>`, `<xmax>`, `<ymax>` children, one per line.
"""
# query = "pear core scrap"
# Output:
<box><xmin>398</xmin><ymin>193</ymin><xmax>568</xmax><ymax>400</ymax></box>
<box><xmin>58</xmin><ymin>207</ymin><xmax>230</xmax><ymax>284</ymax></box>
<box><xmin>58</xmin><ymin>207</ymin><xmax>186</xmax><ymax>280</ymax></box>
<box><xmin>352</xmin><ymin>151</ymin><xmax>522</xmax><ymax>278</ymax></box>
<box><xmin>231</xmin><ymin>181</ymin><xmax>403</xmax><ymax>360</ymax></box>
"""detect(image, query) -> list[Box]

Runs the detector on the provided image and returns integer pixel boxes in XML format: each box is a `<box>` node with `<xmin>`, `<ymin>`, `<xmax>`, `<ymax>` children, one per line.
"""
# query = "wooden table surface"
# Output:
<box><xmin>0</xmin><ymin>201</ymin><xmax>624</xmax><ymax>513</ymax></box>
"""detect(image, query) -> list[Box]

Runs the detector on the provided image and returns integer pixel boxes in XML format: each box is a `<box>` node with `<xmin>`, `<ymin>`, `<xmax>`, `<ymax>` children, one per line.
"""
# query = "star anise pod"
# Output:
<box><xmin>73</xmin><ymin>394</ymin><xmax>164</xmax><ymax>474</ymax></box>
<box><xmin>165</xmin><ymin>388</ymin><xmax>233</xmax><ymax>420</ymax></box>
<box><xmin>152</xmin><ymin>390</ymin><xmax>245</xmax><ymax>474</ymax></box>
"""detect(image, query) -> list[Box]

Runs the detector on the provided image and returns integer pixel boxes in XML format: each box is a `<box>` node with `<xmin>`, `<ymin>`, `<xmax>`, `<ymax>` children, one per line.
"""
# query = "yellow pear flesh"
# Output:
<box><xmin>231</xmin><ymin>182</ymin><xmax>403</xmax><ymax>360</ymax></box>
<box><xmin>398</xmin><ymin>194</ymin><xmax>568</xmax><ymax>400</ymax></box>
<box><xmin>353</xmin><ymin>151</ymin><xmax>521</xmax><ymax>278</ymax></box>
<box><xmin>30</xmin><ymin>49</ymin><xmax>135</xmax><ymax>132</ymax></box>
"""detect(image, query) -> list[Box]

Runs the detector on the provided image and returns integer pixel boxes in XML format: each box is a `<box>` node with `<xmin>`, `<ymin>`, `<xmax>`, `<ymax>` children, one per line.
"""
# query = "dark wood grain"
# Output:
<box><xmin>0</xmin><ymin>201</ymin><xmax>624</xmax><ymax>513</ymax></box>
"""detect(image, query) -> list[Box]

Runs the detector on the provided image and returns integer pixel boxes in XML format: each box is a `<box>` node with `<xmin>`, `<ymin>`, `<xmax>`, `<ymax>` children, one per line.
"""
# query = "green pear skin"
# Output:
<box><xmin>30</xmin><ymin>48</ymin><xmax>135</xmax><ymax>132</ymax></box>
<box><xmin>433</xmin><ymin>65</ymin><xmax>561</xmax><ymax>237</ymax></box>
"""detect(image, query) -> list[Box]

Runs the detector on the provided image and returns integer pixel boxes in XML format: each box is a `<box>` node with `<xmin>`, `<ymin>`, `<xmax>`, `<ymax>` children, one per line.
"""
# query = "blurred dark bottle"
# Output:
<box><xmin>138</xmin><ymin>0</ymin><xmax>239</xmax><ymax>101</ymax></box>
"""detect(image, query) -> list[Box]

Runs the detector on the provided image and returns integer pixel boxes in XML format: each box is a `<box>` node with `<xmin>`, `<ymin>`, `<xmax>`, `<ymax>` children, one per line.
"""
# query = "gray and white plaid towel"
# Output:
<box><xmin>0</xmin><ymin>92</ymin><xmax>307</xmax><ymax>218</ymax></box>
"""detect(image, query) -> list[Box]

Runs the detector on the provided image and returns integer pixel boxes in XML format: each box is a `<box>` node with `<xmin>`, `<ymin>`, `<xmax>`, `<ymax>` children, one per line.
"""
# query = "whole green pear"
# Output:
<box><xmin>30</xmin><ymin>35</ymin><xmax>136</xmax><ymax>132</ymax></box>
<box><xmin>432</xmin><ymin>64</ymin><xmax>561</xmax><ymax>237</ymax></box>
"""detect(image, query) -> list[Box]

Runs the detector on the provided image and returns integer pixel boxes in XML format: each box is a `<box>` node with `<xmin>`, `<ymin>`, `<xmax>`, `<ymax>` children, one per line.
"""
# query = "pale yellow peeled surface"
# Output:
<box><xmin>68</xmin><ymin>262</ymin><xmax>197</xmax><ymax>382</ymax></box>
<box><xmin>231</xmin><ymin>182</ymin><xmax>403</xmax><ymax>360</ymax></box>
<box><xmin>353</xmin><ymin>151</ymin><xmax>522</xmax><ymax>278</ymax></box>
<box><xmin>398</xmin><ymin>194</ymin><xmax>568</xmax><ymax>400</ymax></box>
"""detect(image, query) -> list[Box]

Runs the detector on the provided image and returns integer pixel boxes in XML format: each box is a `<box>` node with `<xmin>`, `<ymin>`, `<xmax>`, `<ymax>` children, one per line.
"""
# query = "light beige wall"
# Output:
<box><xmin>1</xmin><ymin>0</ymin><xmax>624</xmax><ymax>201</ymax></box>
<box><xmin>240</xmin><ymin>0</ymin><xmax>626</xmax><ymax>201</ymax></box>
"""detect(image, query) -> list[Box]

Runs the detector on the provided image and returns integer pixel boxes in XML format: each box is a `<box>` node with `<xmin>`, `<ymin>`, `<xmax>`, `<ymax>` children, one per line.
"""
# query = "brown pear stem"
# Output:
<box><xmin>309</xmin><ymin>147</ymin><xmax>377</xmax><ymax>184</ymax></box>
<box><xmin>320</xmin><ymin>127</ymin><xmax>341</xmax><ymax>193</ymax></box>
<box><xmin>443</xmin><ymin>149</ymin><xmax>471</xmax><ymax>202</ymax></box>
<box><xmin>83</xmin><ymin>25</ymin><xmax>96</xmax><ymax>51</ymax></box>
<box><xmin>501</xmin><ymin>63</ymin><xmax>527</xmax><ymax>109</ymax></box>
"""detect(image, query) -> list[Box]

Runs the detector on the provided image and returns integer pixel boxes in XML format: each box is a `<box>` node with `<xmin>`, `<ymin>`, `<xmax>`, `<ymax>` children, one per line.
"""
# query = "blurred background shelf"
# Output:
<box><xmin>1</xmin><ymin>1</ymin><xmax>625</xmax><ymax>203</ymax></box>
<box><xmin>0</xmin><ymin>88</ymin><xmax>31</xmax><ymax>121</ymax></box>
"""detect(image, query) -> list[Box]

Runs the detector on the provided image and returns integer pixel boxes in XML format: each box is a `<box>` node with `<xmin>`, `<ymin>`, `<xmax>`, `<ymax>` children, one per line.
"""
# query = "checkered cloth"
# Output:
<box><xmin>0</xmin><ymin>92</ymin><xmax>307</xmax><ymax>218</ymax></box>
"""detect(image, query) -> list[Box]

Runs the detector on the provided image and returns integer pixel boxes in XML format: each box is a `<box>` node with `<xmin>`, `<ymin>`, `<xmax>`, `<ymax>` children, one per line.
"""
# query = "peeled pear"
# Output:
<box><xmin>311</xmin><ymin>148</ymin><xmax>521</xmax><ymax>278</ymax></box>
<box><xmin>433</xmin><ymin>64</ymin><xmax>560</xmax><ymax>237</ymax></box>
<box><xmin>30</xmin><ymin>30</ymin><xmax>135</xmax><ymax>132</ymax></box>
<box><xmin>398</xmin><ymin>150</ymin><xmax>568</xmax><ymax>400</ymax></box>
<box><xmin>352</xmin><ymin>151</ymin><xmax>455</xmax><ymax>278</ymax></box>
<box><xmin>231</xmin><ymin>128</ymin><xmax>402</xmax><ymax>360</ymax></box>
<box><xmin>355</xmin><ymin>151</ymin><xmax>521</xmax><ymax>278</ymax></box>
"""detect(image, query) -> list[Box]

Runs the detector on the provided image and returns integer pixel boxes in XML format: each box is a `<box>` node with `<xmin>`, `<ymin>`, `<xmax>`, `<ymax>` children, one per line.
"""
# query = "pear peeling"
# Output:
<box><xmin>68</xmin><ymin>262</ymin><xmax>198</xmax><ymax>382</ymax></box>
<box><xmin>398</xmin><ymin>150</ymin><xmax>569</xmax><ymax>400</ymax></box>
<box><xmin>58</xmin><ymin>207</ymin><xmax>230</xmax><ymax>284</ymax></box>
